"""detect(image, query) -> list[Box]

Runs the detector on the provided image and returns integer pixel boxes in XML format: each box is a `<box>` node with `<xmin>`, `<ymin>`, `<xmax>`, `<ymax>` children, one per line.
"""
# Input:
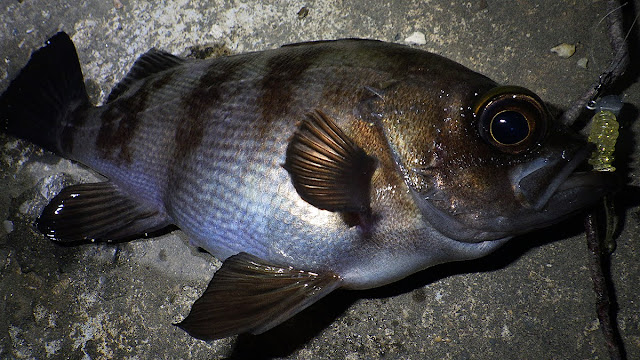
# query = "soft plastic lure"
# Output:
<box><xmin>587</xmin><ymin>95</ymin><xmax>623</xmax><ymax>171</ymax></box>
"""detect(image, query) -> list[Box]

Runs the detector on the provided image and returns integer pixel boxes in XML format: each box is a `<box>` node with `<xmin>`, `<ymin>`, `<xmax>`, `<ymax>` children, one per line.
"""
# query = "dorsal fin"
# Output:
<box><xmin>280</xmin><ymin>38</ymin><xmax>383</xmax><ymax>48</ymax></box>
<box><xmin>106</xmin><ymin>49</ymin><xmax>185</xmax><ymax>102</ymax></box>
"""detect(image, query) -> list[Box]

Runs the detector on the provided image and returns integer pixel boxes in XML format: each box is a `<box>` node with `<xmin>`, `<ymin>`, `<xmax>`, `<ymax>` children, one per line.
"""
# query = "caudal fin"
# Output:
<box><xmin>0</xmin><ymin>32</ymin><xmax>90</xmax><ymax>154</ymax></box>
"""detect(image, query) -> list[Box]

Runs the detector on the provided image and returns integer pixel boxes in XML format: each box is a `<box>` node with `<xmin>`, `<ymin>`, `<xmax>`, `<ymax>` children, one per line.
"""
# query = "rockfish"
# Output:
<box><xmin>0</xmin><ymin>32</ymin><xmax>616</xmax><ymax>339</ymax></box>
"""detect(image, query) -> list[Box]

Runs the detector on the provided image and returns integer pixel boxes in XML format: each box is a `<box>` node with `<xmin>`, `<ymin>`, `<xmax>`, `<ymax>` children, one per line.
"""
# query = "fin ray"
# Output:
<box><xmin>284</xmin><ymin>110</ymin><xmax>377</xmax><ymax>213</ymax></box>
<box><xmin>37</xmin><ymin>181</ymin><xmax>169</xmax><ymax>242</ymax></box>
<box><xmin>106</xmin><ymin>48</ymin><xmax>185</xmax><ymax>102</ymax></box>
<box><xmin>176</xmin><ymin>253</ymin><xmax>342</xmax><ymax>339</ymax></box>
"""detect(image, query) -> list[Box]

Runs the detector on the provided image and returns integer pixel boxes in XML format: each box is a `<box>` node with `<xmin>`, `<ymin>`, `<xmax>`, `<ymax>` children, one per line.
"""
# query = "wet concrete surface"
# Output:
<box><xmin>1</xmin><ymin>1</ymin><xmax>639</xmax><ymax>359</ymax></box>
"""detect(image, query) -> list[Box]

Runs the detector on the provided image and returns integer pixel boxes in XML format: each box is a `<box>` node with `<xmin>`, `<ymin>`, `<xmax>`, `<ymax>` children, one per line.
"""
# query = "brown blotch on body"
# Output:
<box><xmin>258</xmin><ymin>49</ymin><xmax>322</xmax><ymax>125</ymax></box>
<box><xmin>96</xmin><ymin>72</ymin><xmax>174</xmax><ymax>164</ymax></box>
<box><xmin>173</xmin><ymin>58</ymin><xmax>249</xmax><ymax>160</ymax></box>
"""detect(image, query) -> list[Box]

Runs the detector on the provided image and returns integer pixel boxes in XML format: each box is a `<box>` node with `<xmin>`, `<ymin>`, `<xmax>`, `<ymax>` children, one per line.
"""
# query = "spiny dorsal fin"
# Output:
<box><xmin>106</xmin><ymin>48</ymin><xmax>185</xmax><ymax>102</ymax></box>
<box><xmin>37</xmin><ymin>181</ymin><xmax>169</xmax><ymax>243</ymax></box>
<box><xmin>176</xmin><ymin>252</ymin><xmax>342</xmax><ymax>339</ymax></box>
<box><xmin>284</xmin><ymin>110</ymin><xmax>377</xmax><ymax>213</ymax></box>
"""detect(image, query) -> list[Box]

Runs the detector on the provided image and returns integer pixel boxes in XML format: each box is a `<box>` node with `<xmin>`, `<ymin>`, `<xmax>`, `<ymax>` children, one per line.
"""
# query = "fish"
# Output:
<box><xmin>0</xmin><ymin>32</ymin><xmax>617</xmax><ymax>340</ymax></box>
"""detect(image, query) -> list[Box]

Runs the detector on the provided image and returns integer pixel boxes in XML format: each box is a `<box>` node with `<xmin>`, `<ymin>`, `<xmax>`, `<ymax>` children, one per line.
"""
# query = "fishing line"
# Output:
<box><xmin>589</xmin><ymin>2</ymin><xmax>628</xmax><ymax>70</ymax></box>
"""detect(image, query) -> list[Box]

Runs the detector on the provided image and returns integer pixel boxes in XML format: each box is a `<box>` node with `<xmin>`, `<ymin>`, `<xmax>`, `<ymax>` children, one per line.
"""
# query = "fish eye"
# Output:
<box><xmin>474</xmin><ymin>86</ymin><xmax>548</xmax><ymax>154</ymax></box>
<box><xmin>490</xmin><ymin>110</ymin><xmax>529</xmax><ymax>145</ymax></box>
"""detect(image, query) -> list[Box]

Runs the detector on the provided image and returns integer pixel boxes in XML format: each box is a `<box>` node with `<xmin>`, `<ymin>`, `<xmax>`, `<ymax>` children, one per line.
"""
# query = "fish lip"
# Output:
<box><xmin>554</xmin><ymin>170</ymin><xmax>620</xmax><ymax>194</ymax></box>
<box><xmin>534</xmin><ymin>144</ymin><xmax>619</xmax><ymax>212</ymax></box>
<box><xmin>515</xmin><ymin>144</ymin><xmax>607</xmax><ymax>211</ymax></box>
<box><xmin>536</xmin><ymin>145</ymin><xmax>591</xmax><ymax>210</ymax></box>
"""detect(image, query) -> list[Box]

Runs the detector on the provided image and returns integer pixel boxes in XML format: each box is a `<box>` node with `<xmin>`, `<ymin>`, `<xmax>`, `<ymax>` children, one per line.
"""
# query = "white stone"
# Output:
<box><xmin>404</xmin><ymin>31</ymin><xmax>427</xmax><ymax>45</ymax></box>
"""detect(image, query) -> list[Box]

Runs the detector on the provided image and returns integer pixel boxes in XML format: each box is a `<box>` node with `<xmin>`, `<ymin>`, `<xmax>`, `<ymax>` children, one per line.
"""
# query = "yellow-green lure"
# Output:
<box><xmin>587</xmin><ymin>95</ymin><xmax>623</xmax><ymax>171</ymax></box>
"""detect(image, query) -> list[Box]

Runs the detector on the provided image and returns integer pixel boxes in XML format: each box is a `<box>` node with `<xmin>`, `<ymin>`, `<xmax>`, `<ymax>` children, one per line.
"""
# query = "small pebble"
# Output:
<box><xmin>3</xmin><ymin>220</ymin><xmax>13</xmax><ymax>234</ymax></box>
<box><xmin>550</xmin><ymin>43</ymin><xmax>576</xmax><ymax>58</ymax></box>
<box><xmin>297</xmin><ymin>6</ymin><xmax>309</xmax><ymax>19</ymax></box>
<box><xmin>404</xmin><ymin>31</ymin><xmax>427</xmax><ymax>45</ymax></box>
<box><xmin>577</xmin><ymin>57</ymin><xmax>588</xmax><ymax>69</ymax></box>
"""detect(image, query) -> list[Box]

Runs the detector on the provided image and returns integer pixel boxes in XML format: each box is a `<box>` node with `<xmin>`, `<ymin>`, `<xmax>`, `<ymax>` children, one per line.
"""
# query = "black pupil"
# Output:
<box><xmin>490</xmin><ymin>111</ymin><xmax>529</xmax><ymax>145</ymax></box>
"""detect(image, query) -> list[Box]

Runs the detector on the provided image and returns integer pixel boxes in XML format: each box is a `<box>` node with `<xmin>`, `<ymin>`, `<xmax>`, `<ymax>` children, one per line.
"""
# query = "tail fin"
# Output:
<box><xmin>0</xmin><ymin>32</ymin><xmax>90</xmax><ymax>154</ymax></box>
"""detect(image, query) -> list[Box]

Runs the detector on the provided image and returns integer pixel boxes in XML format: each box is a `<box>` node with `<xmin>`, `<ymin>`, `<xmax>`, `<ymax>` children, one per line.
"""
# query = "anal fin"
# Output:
<box><xmin>284</xmin><ymin>110</ymin><xmax>377</xmax><ymax>213</ymax></box>
<box><xmin>176</xmin><ymin>252</ymin><xmax>343</xmax><ymax>340</ymax></box>
<box><xmin>37</xmin><ymin>181</ymin><xmax>169</xmax><ymax>243</ymax></box>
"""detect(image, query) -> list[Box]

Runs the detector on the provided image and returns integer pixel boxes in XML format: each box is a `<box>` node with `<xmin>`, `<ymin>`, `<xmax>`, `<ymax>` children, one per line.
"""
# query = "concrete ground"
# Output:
<box><xmin>1</xmin><ymin>1</ymin><xmax>639</xmax><ymax>359</ymax></box>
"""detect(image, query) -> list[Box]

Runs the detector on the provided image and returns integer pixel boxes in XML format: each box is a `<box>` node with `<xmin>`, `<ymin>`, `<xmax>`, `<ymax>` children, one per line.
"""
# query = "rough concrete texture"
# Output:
<box><xmin>1</xmin><ymin>1</ymin><xmax>639</xmax><ymax>359</ymax></box>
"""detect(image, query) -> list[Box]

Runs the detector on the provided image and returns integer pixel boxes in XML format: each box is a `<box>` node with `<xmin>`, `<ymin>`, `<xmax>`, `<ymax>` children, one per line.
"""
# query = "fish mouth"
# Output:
<box><xmin>538</xmin><ymin>169</ymin><xmax>619</xmax><ymax>213</ymax></box>
<box><xmin>514</xmin><ymin>144</ymin><xmax>619</xmax><ymax>214</ymax></box>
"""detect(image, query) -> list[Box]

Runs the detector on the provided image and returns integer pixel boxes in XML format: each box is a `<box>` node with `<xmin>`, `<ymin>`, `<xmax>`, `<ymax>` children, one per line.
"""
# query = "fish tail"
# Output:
<box><xmin>0</xmin><ymin>32</ymin><xmax>90</xmax><ymax>155</ymax></box>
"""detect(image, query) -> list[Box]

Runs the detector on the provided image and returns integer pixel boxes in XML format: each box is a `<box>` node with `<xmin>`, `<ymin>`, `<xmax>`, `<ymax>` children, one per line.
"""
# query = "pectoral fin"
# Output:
<box><xmin>37</xmin><ymin>181</ymin><xmax>169</xmax><ymax>243</ymax></box>
<box><xmin>176</xmin><ymin>252</ymin><xmax>343</xmax><ymax>340</ymax></box>
<box><xmin>284</xmin><ymin>110</ymin><xmax>377</xmax><ymax>213</ymax></box>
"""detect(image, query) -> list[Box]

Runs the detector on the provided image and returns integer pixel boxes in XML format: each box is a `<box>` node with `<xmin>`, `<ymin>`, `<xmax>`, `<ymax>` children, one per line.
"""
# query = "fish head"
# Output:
<box><xmin>369</xmin><ymin>82</ymin><xmax>618</xmax><ymax>242</ymax></box>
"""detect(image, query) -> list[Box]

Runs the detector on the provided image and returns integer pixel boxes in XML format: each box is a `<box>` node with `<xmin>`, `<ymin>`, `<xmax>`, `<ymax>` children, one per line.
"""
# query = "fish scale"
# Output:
<box><xmin>175</xmin><ymin>135</ymin><xmax>290</xmax><ymax>257</ymax></box>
